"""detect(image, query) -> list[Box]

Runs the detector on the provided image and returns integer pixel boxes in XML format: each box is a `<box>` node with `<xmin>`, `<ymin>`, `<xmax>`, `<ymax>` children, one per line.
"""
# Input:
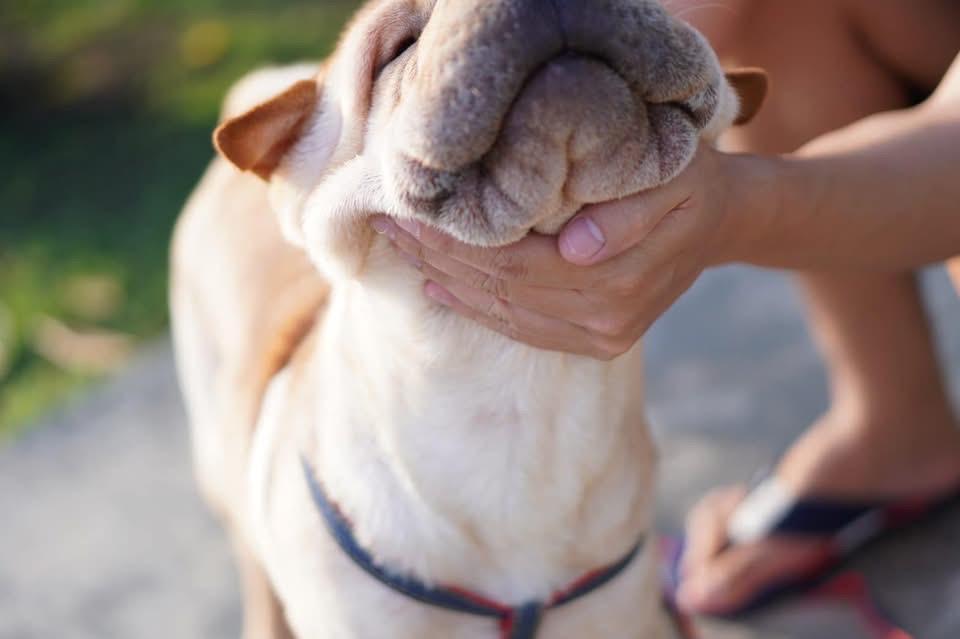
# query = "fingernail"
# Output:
<box><xmin>370</xmin><ymin>216</ymin><xmax>391</xmax><ymax>235</ymax></box>
<box><xmin>425</xmin><ymin>281</ymin><xmax>454</xmax><ymax>306</ymax></box>
<box><xmin>560</xmin><ymin>216</ymin><xmax>605</xmax><ymax>260</ymax></box>
<box><xmin>396</xmin><ymin>218</ymin><xmax>421</xmax><ymax>239</ymax></box>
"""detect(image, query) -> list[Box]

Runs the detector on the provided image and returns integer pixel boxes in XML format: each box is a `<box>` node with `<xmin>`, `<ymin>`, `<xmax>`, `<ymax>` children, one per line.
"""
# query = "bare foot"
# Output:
<box><xmin>676</xmin><ymin>402</ymin><xmax>960</xmax><ymax>615</ymax></box>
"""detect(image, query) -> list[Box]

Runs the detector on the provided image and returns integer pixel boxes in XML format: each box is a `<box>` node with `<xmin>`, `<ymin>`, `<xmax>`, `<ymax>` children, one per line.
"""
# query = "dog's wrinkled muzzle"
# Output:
<box><xmin>383</xmin><ymin>0</ymin><xmax>725</xmax><ymax>246</ymax></box>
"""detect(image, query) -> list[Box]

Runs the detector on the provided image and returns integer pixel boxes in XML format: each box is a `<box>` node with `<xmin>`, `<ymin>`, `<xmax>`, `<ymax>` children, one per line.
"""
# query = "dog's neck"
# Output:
<box><xmin>304</xmin><ymin>240</ymin><xmax>655</xmax><ymax>602</ymax></box>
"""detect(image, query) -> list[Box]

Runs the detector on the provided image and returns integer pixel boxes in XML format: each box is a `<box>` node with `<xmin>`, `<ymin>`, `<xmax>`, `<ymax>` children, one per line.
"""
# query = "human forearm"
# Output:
<box><xmin>724</xmin><ymin>103</ymin><xmax>960</xmax><ymax>270</ymax></box>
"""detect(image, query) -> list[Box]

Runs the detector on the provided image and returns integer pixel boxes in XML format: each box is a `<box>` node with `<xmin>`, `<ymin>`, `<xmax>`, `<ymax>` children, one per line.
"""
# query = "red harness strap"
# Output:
<box><xmin>303</xmin><ymin>458</ymin><xmax>645</xmax><ymax>639</ymax></box>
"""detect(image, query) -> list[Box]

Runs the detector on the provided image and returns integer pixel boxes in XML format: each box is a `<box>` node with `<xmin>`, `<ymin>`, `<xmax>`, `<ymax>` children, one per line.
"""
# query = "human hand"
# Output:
<box><xmin>370</xmin><ymin>144</ymin><xmax>742</xmax><ymax>359</ymax></box>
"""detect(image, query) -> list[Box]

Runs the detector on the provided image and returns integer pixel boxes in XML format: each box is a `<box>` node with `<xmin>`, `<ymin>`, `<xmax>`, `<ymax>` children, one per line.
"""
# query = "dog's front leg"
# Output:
<box><xmin>232</xmin><ymin>532</ymin><xmax>294</xmax><ymax>639</ymax></box>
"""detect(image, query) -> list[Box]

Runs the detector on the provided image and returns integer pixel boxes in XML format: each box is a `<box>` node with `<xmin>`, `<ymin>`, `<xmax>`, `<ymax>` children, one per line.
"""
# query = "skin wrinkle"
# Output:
<box><xmin>486</xmin><ymin>122</ymin><xmax>553</xmax><ymax>207</ymax></box>
<box><xmin>562</xmin><ymin>60</ymin><xmax>641</xmax><ymax>204</ymax></box>
<box><xmin>559</xmin><ymin>133</ymin><xmax>576</xmax><ymax>209</ymax></box>
<box><xmin>483</xmin><ymin>164</ymin><xmax>524</xmax><ymax>231</ymax></box>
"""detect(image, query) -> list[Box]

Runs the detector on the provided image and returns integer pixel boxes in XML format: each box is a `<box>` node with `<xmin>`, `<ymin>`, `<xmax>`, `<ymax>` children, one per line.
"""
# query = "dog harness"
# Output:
<box><xmin>302</xmin><ymin>459</ymin><xmax>645</xmax><ymax>639</ymax></box>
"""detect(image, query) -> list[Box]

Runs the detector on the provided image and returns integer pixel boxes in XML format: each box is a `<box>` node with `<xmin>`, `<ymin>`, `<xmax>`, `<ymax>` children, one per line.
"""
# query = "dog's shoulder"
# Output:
<box><xmin>171</xmin><ymin>148</ymin><xmax>328</xmax><ymax>519</ymax></box>
<box><xmin>173</xmin><ymin>156</ymin><xmax>326</xmax><ymax>361</ymax></box>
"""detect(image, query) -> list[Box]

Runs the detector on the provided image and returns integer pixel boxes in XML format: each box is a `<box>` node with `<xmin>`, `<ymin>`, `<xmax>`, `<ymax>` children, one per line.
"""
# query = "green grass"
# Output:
<box><xmin>0</xmin><ymin>0</ymin><xmax>359</xmax><ymax>439</ymax></box>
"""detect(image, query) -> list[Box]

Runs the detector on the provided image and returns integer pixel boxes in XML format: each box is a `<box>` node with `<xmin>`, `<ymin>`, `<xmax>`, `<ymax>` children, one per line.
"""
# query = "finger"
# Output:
<box><xmin>390</xmin><ymin>231</ymin><xmax>504</xmax><ymax>293</ymax></box>
<box><xmin>677</xmin><ymin>544</ymin><xmax>768</xmax><ymax>614</ymax></box>
<box><xmin>392</xmin><ymin>237</ymin><xmax>599</xmax><ymax>324</ymax></box>
<box><xmin>681</xmin><ymin>486</ymin><xmax>747</xmax><ymax>577</ymax></box>
<box><xmin>677</xmin><ymin>537</ymin><xmax>831</xmax><ymax>615</ymax></box>
<box><xmin>385</xmin><ymin>217</ymin><xmax>601</xmax><ymax>289</ymax></box>
<box><xmin>423</xmin><ymin>281</ymin><xmax>602</xmax><ymax>357</ymax></box>
<box><xmin>559</xmin><ymin>177</ymin><xmax>692</xmax><ymax>266</ymax></box>
<box><xmin>412</xmin><ymin>250</ymin><xmax>650</xmax><ymax>357</ymax></box>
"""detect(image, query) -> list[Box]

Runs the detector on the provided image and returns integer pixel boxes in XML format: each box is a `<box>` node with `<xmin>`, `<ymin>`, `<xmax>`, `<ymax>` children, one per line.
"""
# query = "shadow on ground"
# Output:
<box><xmin>2</xmin><ymin>266</ymin><xmax>958</xmax><ymax>639</ymax></box>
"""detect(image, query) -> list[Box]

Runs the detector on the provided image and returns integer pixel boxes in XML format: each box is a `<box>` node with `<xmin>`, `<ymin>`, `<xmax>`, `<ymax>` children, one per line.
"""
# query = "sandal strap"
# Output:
<box><xmin>728</xmin><ymin>476</ymin><xmax>881</xmax><ymax>545</ymax></box>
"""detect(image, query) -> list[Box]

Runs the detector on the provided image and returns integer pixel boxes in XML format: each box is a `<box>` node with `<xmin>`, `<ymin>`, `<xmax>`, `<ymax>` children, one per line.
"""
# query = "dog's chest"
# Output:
<box><xmin>244</xmin><ymin>297</ymin><xmax>667</xmax><ymax>637</ymax></box>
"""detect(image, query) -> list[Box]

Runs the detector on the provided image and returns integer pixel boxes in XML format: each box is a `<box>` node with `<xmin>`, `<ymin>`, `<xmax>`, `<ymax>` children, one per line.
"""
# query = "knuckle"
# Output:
<box><xmin>591</xmin><ymin>336</ymin><xmax>630</xmax><ymax>361</ymax></box>
<box><xmin>585</xmin><ymin>316</ymin><xmax>615</xmax><ymax>337</ymax></box>
<box><xmin>471</xmin><ymin>271</ymin><xmax>511</xmax><ymax>299</ymax></box>
<box><xmin>585</xmin><ymin>312</ymin><xmax>634</xmax><ymax>338</ymax></box>
<box><xmin>482</xmin><ymin>296</ymin><xmax>501</xmax><ymax>319</ymax></box>
<box><xmin>483</xmin><ymin>297</ymin><xmax>516</xmax><ymax>329</ymax></box>
<box><xmin>493</xmin><ymin>277</ymin><xmax>512</xmax><ymax>300</ymax></box>
<box><xmin>469</xmin><ymin>270</ymin><xmax>495</xmax><ymax>293</ymax></box>
<box><xmin>490</xmin><ymin>248</ymin><xmax>528</xmax><ymax>281</ymax></box>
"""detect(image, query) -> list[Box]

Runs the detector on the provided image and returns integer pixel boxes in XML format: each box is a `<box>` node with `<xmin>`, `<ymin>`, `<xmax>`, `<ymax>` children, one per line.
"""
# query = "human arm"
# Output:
<box><xmin>371</xmin><ymin>54</ymin><xmax>960</xmax><ymax>358</ymax></box>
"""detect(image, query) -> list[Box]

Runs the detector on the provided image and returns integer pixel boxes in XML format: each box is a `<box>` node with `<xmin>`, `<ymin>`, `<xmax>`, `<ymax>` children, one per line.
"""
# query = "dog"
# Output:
<box><xmin>170</xmin><ymin>1</ymin><xmax>766</xmax><ymax>637</ymax></box>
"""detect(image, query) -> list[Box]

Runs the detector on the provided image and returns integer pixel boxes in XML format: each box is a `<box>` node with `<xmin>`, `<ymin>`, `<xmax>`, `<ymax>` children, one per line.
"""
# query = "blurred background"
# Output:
<box><xmin>0</xmin><ymin>0</ymin><xmax>360</xmax><ymax>439</ymax></box>
<box><xmin>2</xmin><ymin>3</ymin><xmax>959</xmax><ymax>639</ymax></box>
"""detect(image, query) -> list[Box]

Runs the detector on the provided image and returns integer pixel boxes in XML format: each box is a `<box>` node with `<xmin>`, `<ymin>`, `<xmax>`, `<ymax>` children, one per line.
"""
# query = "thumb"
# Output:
<box><xmin>558</xmin><ymin>180</ymin><xmax>688</xmax><ymax>266</ymax></box>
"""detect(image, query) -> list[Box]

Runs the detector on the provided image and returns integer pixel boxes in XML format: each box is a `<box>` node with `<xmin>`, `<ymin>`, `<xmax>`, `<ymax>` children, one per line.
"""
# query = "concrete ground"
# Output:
<box><xmin>1</xmin><ymin>266</ymin><xmax>958</xmax><ymax>639</ymax></box>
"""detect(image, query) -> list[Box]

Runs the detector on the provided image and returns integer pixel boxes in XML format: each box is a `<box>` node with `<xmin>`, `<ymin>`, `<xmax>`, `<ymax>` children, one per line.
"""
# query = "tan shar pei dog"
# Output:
<box><xmin>170</xmin><ymin>1</ymin><xmax>765</xmax><ymax>637</ymax></box>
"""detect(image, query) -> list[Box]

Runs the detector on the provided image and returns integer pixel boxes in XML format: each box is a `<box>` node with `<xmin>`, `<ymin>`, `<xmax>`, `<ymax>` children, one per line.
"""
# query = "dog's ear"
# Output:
<box><xmin>214</xmin><ymin>79</ymin><xmax>318</xmax><ymax>180</ymax></box>
<box><xmin>725</xmin><ymin>68</ymin><xmax>768</xmax><ymax>125</ymax></box>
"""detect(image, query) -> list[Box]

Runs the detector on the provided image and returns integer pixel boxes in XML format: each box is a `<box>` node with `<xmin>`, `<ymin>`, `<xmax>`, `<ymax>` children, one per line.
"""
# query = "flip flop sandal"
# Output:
<box><xmin>659</xmin><ymin>474</ymin><xmax>960</xmax><ymax>638</ymax></box>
